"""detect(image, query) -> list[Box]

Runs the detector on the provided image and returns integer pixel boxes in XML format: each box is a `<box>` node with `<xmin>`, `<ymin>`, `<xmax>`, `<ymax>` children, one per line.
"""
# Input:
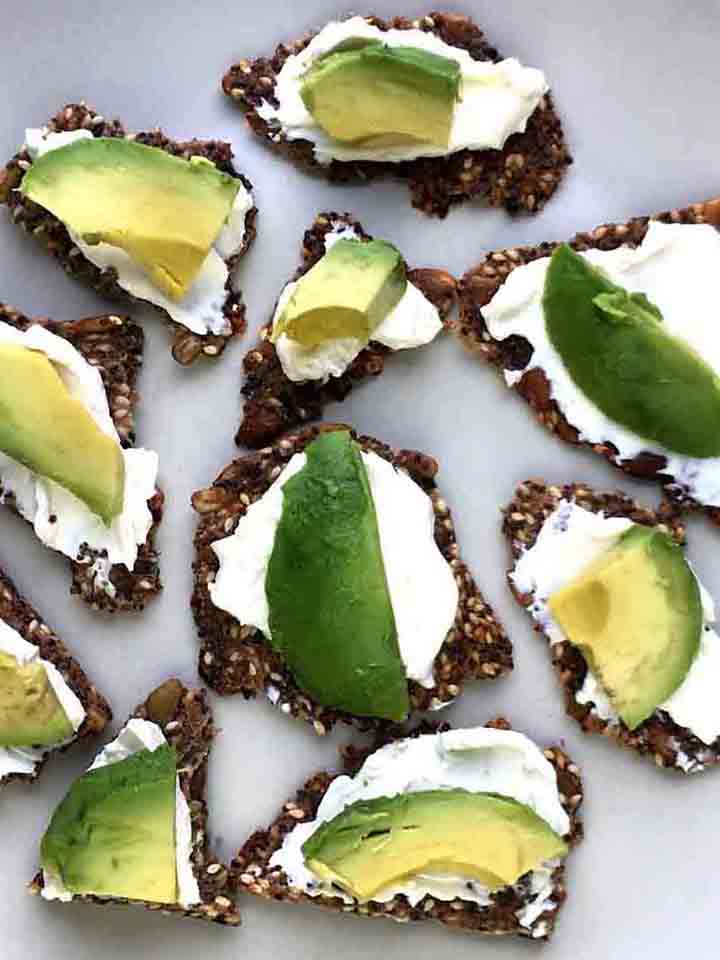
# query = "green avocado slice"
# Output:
<box><xmin>265</xmin><ymin>430</ymin><xmax>409</xmax><ymax>721</ymax></box>
<box><xmin>302</xmin><ymin>789</ymin><xmax>568</xmax><ymax>902</ymax></box>
<box><xmin>272</xmin><ymin>238</ymin><xmax>407</xmax><ymax>347</ymax></box>
<box><xmin>543</xmin><ymin>243</ymin><xmax>720</xmax><ymax>458</ymax></box>
<box><xmin>549</xmin><ymin>524</ymin><xmax>702</xmax><ymax>729</ymax></box>
<box><xmin>301</xmin><ymin>44</ymin><xmax>461</xmax><ymax>148</ymax></box>
<box><xmin>0</xmin><ymin>343</ymin><xmax>125</xmax><ymax>525</ymax></box>
<box><xmin>41</xmin><ymin>745</ymin><xmax>178</xmax><ymax>904</ymax></box>
<box><xmin>21</xmin><ymin>137</ymin><xmax>240</xmax><ymax>302</ymax></box>
<box><xmin>0</xmin><ymin>651</ymin><xmax>74</xmax><ymax>747</ymax></box>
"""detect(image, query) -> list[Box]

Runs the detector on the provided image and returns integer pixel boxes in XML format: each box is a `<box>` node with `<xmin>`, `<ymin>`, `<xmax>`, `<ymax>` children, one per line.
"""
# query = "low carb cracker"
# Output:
<box><xmin>192</xmin><ymin>423</ymin><xmax>512</xmax><ymax>735</ymax></box>
<box><xmin>0</xmin><ymin>103</ymin><xmax>258</xmax><ymax>365</ymax></box>
<box><xmin>0</xmin><ymin>302</ymin><xmax>163</xmax><ymax>613</ymax></box>
<box><xmin>236</xmin><ymin>211</ymin><xmax>457</xmax><ymax>448</ymax></box>
<box><xmin>222</xmin><ymin>12</ymin><xmax>570</xmax><ymax>219</ymax></box>
<box><xmin>29</xmin><ymin>680</ymin><xmax>240</xmax><ymax>926</ymax></box>
<box><xmin>0</xmin><ymin>564</ymin><xmax>112</xmax><ymax>790</ymax></box>
<box><xmin>231</xmin><ymin>718</ymin><xmax>583</xmax><ymax>942</ymax></box>
<box><xmin>504</xmin><ymin>479</ymin><xmax>720</xmax><ymax>773</ymax></box>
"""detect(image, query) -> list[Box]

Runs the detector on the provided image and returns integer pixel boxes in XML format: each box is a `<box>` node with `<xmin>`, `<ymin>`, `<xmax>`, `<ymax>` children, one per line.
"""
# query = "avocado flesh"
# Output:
<box><xmin>0</xmin><ymin>651</ymin><xmax>74</xmax><ymax>747</ymax></box>
<box><xmin>302</xmin><ymin>789</ymin><xmax>568</xmax><ymax>902</ymax></box>
<box><xmin>548</xmin><ymin>524</ymin><xmax>702</xmax><ymax>729</ymax></box>
<box><xmin>41</xmin><ymin>745</ymin><xmax>178</xmax><ymax>904</ymax></box>
<box><xmin>266</xmin><ymin>430</ymin><xmax>409</xmax><ymax>721</ymax></box>
<box><xmin>543</xmin><ymin>243</ymin><xmax>720</xmax><ymax>458</ymax></box>
<box><xmin>273</xmin><ymin>238</ymin><xmax>407</xmax><ymax>348</ymax></box>
<box><xmin>301</xmin><ymin>44</ymin><xmax>460</xmax><ymax>148</ymax></box>
<box><xmin>0</xmin><ymin>344</ymin><xmax>125</xmax><ymax>525</ymax></box>
<box><xmin>21</xmin><ymin>138</ymin><xmax>240</xmax><ymax>301</ymax></box>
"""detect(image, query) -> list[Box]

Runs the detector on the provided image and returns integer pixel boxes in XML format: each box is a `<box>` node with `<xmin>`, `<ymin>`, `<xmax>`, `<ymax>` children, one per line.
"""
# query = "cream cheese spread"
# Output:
<box><xmin>0</xmin><ymin>618</ymin><xmax>85</xmax><ymax>780</ymax></box>
<box><xmin>24</xmin><ymin>129</ymin><xmax>253</xmax><ymax>336</ymax></box>
<box><xmin>257</xmin><ymin>17</ymin><xmax>549</xmax><ymax>165</ymax></box>
<box><xmin>0</xmin><ymin>321</ymin><xmax>158</xmax><ymax>573</ymax></box>
<box><xmin>484</xmin><ymin>221</ymin><xmax>720</xmax><ymax>508</ymax></box>
<box><xmin>210</xmin><ymin>448</ymin><xmax>459</xmax><ymax>689</ymax></box>
<box><xmin>274</xmin><ymin>224</ymin><xmax>443</xmax><ymax>382</ymax></box>
<box><xmin>41</xmin><ymin>718</ymin><xmax>200</xmax><ymax>907</ymax></box>
<box><xmin>270</xmin><ymin>726</ymin><xmax>568</xmax><ymax>931</ymax></box>
<box><xmin>511</xmin><ymin>500</ymin><xmax>720</xmax><ymax>745</ymax></box>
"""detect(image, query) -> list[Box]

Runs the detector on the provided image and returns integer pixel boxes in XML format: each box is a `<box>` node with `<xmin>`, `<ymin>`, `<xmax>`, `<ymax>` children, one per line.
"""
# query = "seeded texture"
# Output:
<box><xmin>0</xmin><ymin>102</ymin><xmax>257</xmax><ymax>365</ymax></box>
<box><xmin>456</xmin><ymin>197</ymin><xmax>720</xmax><ymax>524</ymax></box>
<box><xmin>503</xmin><ymin>479</ymin><xmax>720</xmax><ymax>773</ymax></box>
<box><xmin>29</xmin><ymin>680</ymin><xmax>241</xmax><ymax>926</ymax></box>
<box><xmin>192</xmin><ymin>423</ymin><xmax>512</xmax><ymax>734</ymax></box>
<box><xmin>0</xmin><ymin>302</ymin><xmax>163</xmax><ymax>612</ymax></box>
<box><xmin>0</xmin><ymin>566</ymin><xmax>112</xmax><ymax>790</ymax></box>
<box><xmin>221</xmin><ymin>12</ymin><xmax>570</xmax><ymax>218</ymax></box>
<box><xmin>231</xmin><ymin>718</ymin><xmax>582</xmax><ymax>941</ymax></box>
<box><xmin>237</xmin><ymin>211</ymin><xmax>457</xmax><ymax>448</ymax></box>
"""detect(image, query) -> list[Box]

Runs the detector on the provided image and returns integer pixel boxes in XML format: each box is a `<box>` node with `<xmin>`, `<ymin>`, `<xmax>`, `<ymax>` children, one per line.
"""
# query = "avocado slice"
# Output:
<box><xmin>302</xmin><ymin>789</ymin><xmax>568</xmax><ymax>902</ymax></box>
<box><xmin>20</xmin><ymin>137</ymin><xmax>240</xmax><ymax>302</ymax></box>
<box><xmin>0</xmin><ymin>343</ymin><xmax>125</xmax><ymax>525</ymax></box>
<box><xmin>265</xmin><ymin>430</ymin><xmax>409</xmax><ymax>721</ymax></box>
<box><xmin>41</xmin><ymin>745</ymin><xmax>178</xmax><ymax>903</ymax></box>
<box><xmin>543</xmin><ymin>243</ymin><xmax>720</xmax><ymax>457</ymax></box>
<box><xmin>548</xmin><ymin>524</ymin><xmax>702</xmax><ymax>729</ymax></box>
<box><xmin>301</xmin><ymin>44</ymin><xmax>461</xmax><ymax>148</ymax></box>
<box><xmin>272</xmin><ymin>238</ymin><xmax>407</xmax><ymax>348</ymax></box>
<box><xmin>0</xmin><ymin>651</ymin><xmax>74</xmax><ymax>747</ymax></box>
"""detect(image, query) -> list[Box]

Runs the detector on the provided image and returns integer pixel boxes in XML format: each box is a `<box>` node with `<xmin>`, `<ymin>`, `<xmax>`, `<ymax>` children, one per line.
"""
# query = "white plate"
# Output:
<box><xmin>1</xmin><ymin>2</ymin><xmax>719</xmax><ymax>958</ymax></box>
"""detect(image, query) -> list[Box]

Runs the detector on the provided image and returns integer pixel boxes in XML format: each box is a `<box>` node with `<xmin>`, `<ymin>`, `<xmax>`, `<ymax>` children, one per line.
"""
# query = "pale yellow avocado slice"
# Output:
<box><xmin>0</xmin><ymin>651</ymin><xmax>74</xmax><ymax>747</ymax></box>
<box><xmin>548</xmin><ymin>525</ymin><xmax>702</xmax><ymax>729</ymax></box>
<box><xmin>21</xmin><ymin>138</ymin><xmax>240</xmax><ymax>301</ymax></box>
<box><xmin>0</xmin><ymin>344</ymin><xmax>125</xmax><ymax>525</ymax></box>
<box><xmin>272</xmin><ymin>238</ymin><xmax>407</xmax><ymax>348</ymax></box>
<box><xmin>302</xmin><ymin>789</ymin><xmax>567</xmax><ymax>902</ymax></box>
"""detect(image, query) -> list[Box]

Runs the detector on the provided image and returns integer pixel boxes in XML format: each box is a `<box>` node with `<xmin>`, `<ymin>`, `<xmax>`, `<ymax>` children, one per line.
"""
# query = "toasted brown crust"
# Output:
<box><xmin>0</xmin><ymin>302</ymin><xmax>163</xmax><ymax>612</ymax></box>
<box><xmin>0</xmin><ymin>566</ymin><xmax>112</xmax><ymax>789</ymax></box>
<box><xmin>503</xmin><ymin>479</ymin><xmax>720</xmax><ymax>773</ymax></box>
<box><xmin>222</xmin><ymin>12</ymin><xmax>570</xmax><ymax>219</ymax></box>
<box><xmin>29</xmin><ymin>680</ymin><xmax>240</xmax><ymax>926</ymax></box>
<box><xmin>192</xmin><ymin>423</ymin><xmax>512</xmax><ymax>734</ymax></box>
<box><xmin>456</xmin><ymin>196</ymin><xmax>720</xmax><ymax>523</ymax></box>
<box><xmin>0</xmin><ymin>102</ymin><xmax>257</xmax><ymax>365</ymax></box>
<box><xmin>231</xmin><ymin>718</ymin><xmax>582</xmax><ymax>941</ymax></box>
<box><xmin>236</xmin><ymin>211</ymin><xmax>457</xmax><ymax>448</ymax></box>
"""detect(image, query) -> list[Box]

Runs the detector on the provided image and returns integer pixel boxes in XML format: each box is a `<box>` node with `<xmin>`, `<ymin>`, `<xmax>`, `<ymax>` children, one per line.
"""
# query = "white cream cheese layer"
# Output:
<box><xmin>42</xmin><ymin>718</ymin><xmax>200</xmax><ymax>908</ymax></box>
<box><xmin>271</xmin><ymin>726</ymin><xmax>568</xmax><ymax>932</ymax></box>
<box><xmin>511</xmin><ymin>500</ymin><xmax>720</xmax><ymax>745</ymax></box>
<box><xmin>484</xmin><ymin>221</ymin><xmax>720</xmax><ymax>508</ymax></box>
<box><xmin>257</xmin><ymin>17</ymin><xmax>548</xmax><ymax>164</ymax></box>
<box><xmin>210</xmin><ymin>449</ymin><xmax>459</xmax><ymax>689</ymax></box>
<box><xmin>24</xmin><ymin>129</ymin><xmax>253</xmax><ymax>336</ymax></box>
<box><xmin>273</xmin><ymin>225</ymin><xmax>443</xmax><ymax>382</ymax></box>
<box><xmin>0</xmin><ymin>618</ymin><xmax>85</xmax><ymax>780</ymax></box>
<box><xmin>0</xmin><ymin>322</ymin><xmax>158</xmax><ymax>572</ymax></box>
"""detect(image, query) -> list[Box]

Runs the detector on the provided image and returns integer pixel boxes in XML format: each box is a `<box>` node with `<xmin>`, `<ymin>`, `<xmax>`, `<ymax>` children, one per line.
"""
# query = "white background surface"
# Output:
<box><xmin>1</xmin><ymin>1</ymin><xmax>720</xmax><ymax>957</ymax></box>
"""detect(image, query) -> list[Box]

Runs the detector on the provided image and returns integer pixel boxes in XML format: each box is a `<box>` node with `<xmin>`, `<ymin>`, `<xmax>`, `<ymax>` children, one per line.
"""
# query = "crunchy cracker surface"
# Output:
<box><xmin>222</xmin><ymin>12</ymin><xmax>570</xmax><ymax>218</ymax></box>
<box><xmin>0</xmin><ymin>103</ymin><xmax>257</xmax><ymax>365</ymax></box>
<box><xmin>192</xmin><ymin>423</ymin><xmax>512</xmax><ymax>734</ymax></box>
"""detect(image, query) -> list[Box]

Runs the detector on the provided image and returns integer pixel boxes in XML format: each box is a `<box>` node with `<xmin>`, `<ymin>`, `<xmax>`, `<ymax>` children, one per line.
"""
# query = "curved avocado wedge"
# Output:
<box><xmin>0</xmin><ymin>651</ymin><xmax>74</xmax><ymax>747</ymax></box>
<box><xmin>272</xmin><ymin>238</ymin><xmax>407</xmax><ymax>348</ymax></box>
<box><xmin>543</xmin><ymin>243</ymin><xmax>720</xmax><ymax>458</ymax></box>
<box><xmin>266</xmin><ymin>430</ymin><xmax>409</xmax><ymax>721</ymax></box>
<box><xmin>549</xmin><ymin>524</ymin><xmax>702</xmax><ymax>729</ymax></box>
<box><xmin>0</xmin><ymin>344</ymin><xmax>125</xmax><ymax>525</ymax></box>
<box><xmin>41</xmin><ymin>745</ymin><xmax>178</xmax><ymax>904</ymax></box>
<box><xmin>301</xmin><ymin>44</ymin><xmax>460</xmax><ymax>148</ymax></box>
<box><xmin>20</xmin><ymin>138</ymin><xmax>240</xmax><ymax>301</ymax></box>
<box><xmin>302</xmin><ymin>788</ymin><xmax>567</xmax><ymax>902</ymax></box>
